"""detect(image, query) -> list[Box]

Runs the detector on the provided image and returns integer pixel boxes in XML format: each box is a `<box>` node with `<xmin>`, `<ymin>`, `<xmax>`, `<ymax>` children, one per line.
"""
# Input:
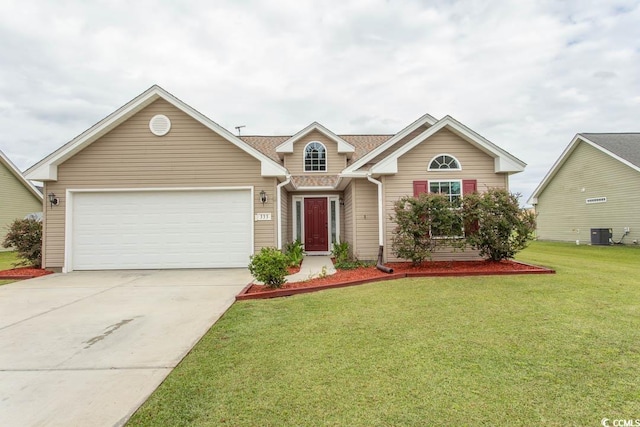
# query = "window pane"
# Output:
<box><xmin>451</xmin><ymin>181</ymin><xmax>461</xmax><ymax>194</ymax></box>
<box><xmin>295</xmin><ymin>201</ymin><xmax>302</xmax><ymax>241</ymax></box>
<box><xmin>330</xmin><ymin>200</ymin><xmax>337</xmax><ymax>244</ymax></box>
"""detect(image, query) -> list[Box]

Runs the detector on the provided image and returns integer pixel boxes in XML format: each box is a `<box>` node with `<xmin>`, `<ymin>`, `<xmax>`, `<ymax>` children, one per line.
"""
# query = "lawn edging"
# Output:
<box><xmin>237</xmin><ymin>261</ymin><xmax>555</xmax><ymax>300</ymax></box>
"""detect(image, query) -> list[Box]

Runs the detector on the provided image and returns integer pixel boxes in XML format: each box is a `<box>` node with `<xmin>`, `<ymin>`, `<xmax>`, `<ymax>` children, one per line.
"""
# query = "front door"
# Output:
<box><xmin>304</xmin><ymin>197</ymin><xmax>328</xmax><ymax>252</ymax></box>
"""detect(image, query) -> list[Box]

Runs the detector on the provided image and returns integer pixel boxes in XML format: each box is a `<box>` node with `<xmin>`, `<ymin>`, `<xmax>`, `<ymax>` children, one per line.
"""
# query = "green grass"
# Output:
<box><xmin>128</xmin><ymin>242</ymin><xmax>640</xmax><ymax>426</ymax></box>
<box><xmin>0</xmin><ymin>251</ymin><xmax>18</xmax><ymax>285</ymax></box>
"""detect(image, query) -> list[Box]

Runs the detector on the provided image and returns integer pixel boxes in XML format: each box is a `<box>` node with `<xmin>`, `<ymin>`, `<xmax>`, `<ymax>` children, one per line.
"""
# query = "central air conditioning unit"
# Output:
<box><xmin>590</xmin><ymin>228</ymin><xmax>612</xmax><ymax>245</ymax></box>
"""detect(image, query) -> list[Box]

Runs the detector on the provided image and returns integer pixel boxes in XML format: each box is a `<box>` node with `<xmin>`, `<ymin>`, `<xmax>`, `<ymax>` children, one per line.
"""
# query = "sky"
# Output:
<box><xmin>1</xmin><ymin>0</ymin><xmax>639</xmax><ymax>204</ymax></box>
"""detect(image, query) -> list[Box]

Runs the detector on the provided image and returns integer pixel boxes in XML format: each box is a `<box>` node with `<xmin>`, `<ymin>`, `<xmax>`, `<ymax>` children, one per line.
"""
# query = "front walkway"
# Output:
<box><xmin>286</xmin><ymin>256</ymin><xmax>336</xmax><ymax>283</ymax></box>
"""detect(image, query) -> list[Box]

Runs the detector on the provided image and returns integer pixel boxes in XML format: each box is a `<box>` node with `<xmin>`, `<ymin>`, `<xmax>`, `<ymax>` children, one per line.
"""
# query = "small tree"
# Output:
<box><xmin>391</xmin><ymin>193</ymin><xmax>465</xmax><ymax>265</ymax></box>
<box><xmin>2</xmin><ymin>218</ymin><xmax>43</xmax><ymax>268</ymax></box>
<box><xmin>462</xmin><ymin>188</ymin><xmax>536</xmax><ymax>261</ymax></box>
<box><xmin>248</xmin><ymin>247</ymin><xmax>289</xmax><ymax>289</ymax></box>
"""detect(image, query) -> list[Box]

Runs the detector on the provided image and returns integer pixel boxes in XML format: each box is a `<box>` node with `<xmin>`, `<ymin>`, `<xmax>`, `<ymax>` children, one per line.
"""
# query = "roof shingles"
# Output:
<box><xmin>580</xmin><ymin>133</ymin><xmax>640</xmax><ymax>169</ymax></box>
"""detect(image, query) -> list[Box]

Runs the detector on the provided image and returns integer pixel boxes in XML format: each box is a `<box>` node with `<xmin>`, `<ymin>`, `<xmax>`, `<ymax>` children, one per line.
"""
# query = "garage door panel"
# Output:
<box><xmin>70</xmin><ymin>190</ymin><xmax>252</xmax><ymax>270</ymax></box>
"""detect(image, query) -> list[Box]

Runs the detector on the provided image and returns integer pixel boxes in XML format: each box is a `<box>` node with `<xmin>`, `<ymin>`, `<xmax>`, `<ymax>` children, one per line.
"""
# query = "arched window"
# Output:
<box><xmin>304</xmin><ymin>142</ymin><xmax>327</xmax><ymax>172</ymax></box>
<box><xmin>428</xmin><ymin>154</ymin><xmax>461</xmax><ymax>171</ymax></box>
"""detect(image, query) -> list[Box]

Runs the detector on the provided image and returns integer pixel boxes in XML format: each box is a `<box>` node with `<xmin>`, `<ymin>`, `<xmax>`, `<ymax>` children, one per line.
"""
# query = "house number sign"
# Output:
<box><xmin>255</xmin><ymin>213</ymin><xmax>272</xmax><ymax>221</ymax></box>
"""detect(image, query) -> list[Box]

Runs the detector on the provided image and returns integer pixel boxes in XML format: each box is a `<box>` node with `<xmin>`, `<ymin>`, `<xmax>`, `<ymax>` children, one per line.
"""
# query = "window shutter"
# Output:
<box><xmin>413</xmin><ymin>181</ymin><xmax>428</xmax><ymax>197</ymax></box>
<box><xmin>462</xmin><ymin>179</ymin><xmax>477</xmax><ymax>195</ymax></box>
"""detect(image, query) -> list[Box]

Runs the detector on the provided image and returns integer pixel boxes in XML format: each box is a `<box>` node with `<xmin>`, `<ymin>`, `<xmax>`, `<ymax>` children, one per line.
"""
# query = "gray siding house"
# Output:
<box><xmin>529</xmin><ymin>134</ymin><xmax>640</xmax><ymax>245</ymax></box>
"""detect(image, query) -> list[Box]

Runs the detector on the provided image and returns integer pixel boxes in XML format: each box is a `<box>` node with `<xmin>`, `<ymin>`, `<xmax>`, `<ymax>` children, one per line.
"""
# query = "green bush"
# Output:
<box><xmin>391</xmin><ymin>193</ymin><xmax>465</xmax><ymax>265</ymax></box>
<box><xmin>248</xmin><ymin>247</ymin><xmax>289</xmax><ymax>288</ymax></box>
<box><xmin>2</xmin><ymin>218</ymin><xmax>42</xmax><ymax>268</ymax></box>
<box><xmin>283</xmin><ymin>240</ymin><xmax>304</xmax><ymax>267</ymax></box>
<box><xmin>331</xmin><ymin>241</ymin><xmax>350</xmax><ymax>266</ymax></box>
<box><xmin>462</xmin><ymin>188</ymin><xmax>536</xmax><ymax>261</ymax></box>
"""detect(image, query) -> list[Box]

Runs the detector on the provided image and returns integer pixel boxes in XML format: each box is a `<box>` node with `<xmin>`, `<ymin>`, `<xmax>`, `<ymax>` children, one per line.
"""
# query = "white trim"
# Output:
<box><xmin>303</xmin><ymin>141</ymin><xmax>328</xmax><ymax>173</ymax></box>
<box><xmin>427</xmin><ymin>153</ymin><xmax>462</xmax><ymax>171</ymax></box>
<box><xmin>344</xmin><ymin>112</ymin><xmax>438</xmax><ymax>173</ymax></box>
<box><xmin>371</xmin><ymin>116</ymin><xmax>526</xmax><ymax>175</ymax></box>
<box><xmin>0</xmin><ymin>149</ymin><xmax>43</xmax><ymax>201</ymax></box>
<box><xmin>63</xmin><ymin>186</ymin><xmax>254</xmax><ymax>273</ymax></box>
<box><xmin>291</xmin><ymin>194</ymin><xmax>340</xmax><ymax>252</ymax></box>
<box><xmin>26</xmin><ymin>85</ymin><xmax>287</xmax><ymax>181</ymax></box>
<box><xmin>528</xmin><ymin>134</ymin><xmax>640</xmax><ymax>205</ymax></box>
<box><xmin>276</xmin><ymin>176</ymin><xmax>291</xmax><ymax>250</ymax></box>
<box><xmin>276</xmin><ymin>122</ymin><xmax>355</xmax><ymax>155</ymax></box>
<box><xmin>366</xmin><ymin>175</ymin><xmax>384</xmax><ymax>246</ymax></box>
<box><xmin>427</xmin><ymin>179</ymin><xmax>463</xmax><ymax>202</ymax></box>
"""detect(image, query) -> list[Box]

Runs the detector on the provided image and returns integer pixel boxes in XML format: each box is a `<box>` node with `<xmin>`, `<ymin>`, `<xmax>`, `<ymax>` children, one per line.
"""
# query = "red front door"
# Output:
<box><xmin>304</xmin><ymin>198</ymin><xmax>328</xmax><ymax>252</ymax></box>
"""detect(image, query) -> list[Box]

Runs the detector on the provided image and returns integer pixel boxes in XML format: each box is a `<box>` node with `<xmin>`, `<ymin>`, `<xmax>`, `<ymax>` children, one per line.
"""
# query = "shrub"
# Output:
<box><xmin>248</xmin><ymin>247</ymin><xmax>289</xmax><ymax>288</ymax></box>
<box><xmin>283</xmin><ymin>240</ymin><xmax>304</xmax><ymax>267</ymax></box>
<box><xmin>462</xmin><ymin>188</ymin><xmax>536</xmax><ymax>261</ymax></box>
<box><xmin>2</xmin><ymin>218</ymin><xmax>43</xmax><ymax>268</ymax></box>
<box><xmin>331</xmin><ymin>241</ymin><xmax>350</xmax><ymax>265</ymax></box>
<box><xmin>391</xmin><ymin>193</ymin><xmax>465</xmax><ymax>265</ymax></box>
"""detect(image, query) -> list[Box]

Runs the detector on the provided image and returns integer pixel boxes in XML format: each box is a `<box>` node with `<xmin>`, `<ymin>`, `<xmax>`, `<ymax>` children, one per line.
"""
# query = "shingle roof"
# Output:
<box><xmin>290</xmin><ymin>175</ymin><xmax>340</xmax><ymax>188</ymax></box>
<box><xmin>580</xmin><ymin>133</ymin><xmax>640</xmax><ymax>168</ymax></box>
<box><xmin>240</xmin><ymin>134</ymin><xmax>393</xmax><ymax>164</ymax></box>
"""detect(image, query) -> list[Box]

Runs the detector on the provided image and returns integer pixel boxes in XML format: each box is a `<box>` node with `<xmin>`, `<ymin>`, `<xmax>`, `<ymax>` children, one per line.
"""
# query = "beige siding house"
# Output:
<box><xmin>1</xmin><ymin>150</ymin><xmax>43</xmax><ymax>250</ymax></box>
<box><xmin>529</xmin><ymin>134</ymin><xmax>640</xmax><ymax>245</ymax></box>
<box><xmin>26</xmin><ymin>86</ymin><xmax>526</xmax><ymax>272</ymax></box>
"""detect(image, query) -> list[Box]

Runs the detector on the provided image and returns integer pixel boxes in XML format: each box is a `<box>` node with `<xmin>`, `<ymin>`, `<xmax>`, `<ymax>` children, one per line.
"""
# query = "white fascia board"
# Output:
<box><xmin>339</xmin><ymin>171</ymin><xmax>369</xmax><ymax>178</ymax></box>
<box><xmin>527</xmin><ymin>134</ymin><xmax>581</xmax><ymax>205</ymax></box>
<box><xmin>343</xmin><ymin>112</ymin><xmax>438</xmax><ymax>174</ymax></box>
<box><xmin>25</xmin><ymin>85</ymin><xmax>287</xmax><ymax>181</ymax></box>
<box><xmin>276</xmin><ymin>122</ymin><xmax>355</xmax><ymax>154</ymax></box>
<box><xmin>0</xmin><ymin>150</ymin><xmax>44</xmax><ymax>200</ymax></box>
<box><xmin>372</xmin><ymin>115</ymin><xmax>526</xmax><ymax>175</ymax></box>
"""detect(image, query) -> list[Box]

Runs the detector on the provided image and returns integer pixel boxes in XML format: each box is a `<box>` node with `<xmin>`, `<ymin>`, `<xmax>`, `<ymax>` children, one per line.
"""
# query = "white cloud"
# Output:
<box><xmin>0</xmin><ymin>0</ymin><xmax>639</xmax><ymax>203</ymax></box>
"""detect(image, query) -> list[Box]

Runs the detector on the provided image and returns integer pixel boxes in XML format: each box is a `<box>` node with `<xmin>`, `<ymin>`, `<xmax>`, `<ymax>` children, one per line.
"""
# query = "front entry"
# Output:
<box><xmin>304</xmin><ymin>197</ymin><xmax>328</xmax><ymax>252</ymax></box>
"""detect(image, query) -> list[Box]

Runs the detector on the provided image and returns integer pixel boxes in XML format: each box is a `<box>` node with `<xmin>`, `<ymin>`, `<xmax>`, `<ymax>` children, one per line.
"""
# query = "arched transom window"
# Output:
<box><xmin>304</xmin><ymin>141</ymin><xmax>327</xmax><ymax>172</ymax></box>
<box><xmin>428</xmin><ymin>154</ymin><xmax>461</xmax><ymax>170</ymax></box>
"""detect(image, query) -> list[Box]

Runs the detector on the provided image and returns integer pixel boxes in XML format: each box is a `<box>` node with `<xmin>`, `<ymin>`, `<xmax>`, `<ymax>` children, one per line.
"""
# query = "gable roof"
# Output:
<box><xmin>343</xmin><ymin>112</ymin><xmax>438</xmax><ymax>174</ymax></box>
<box><xmin>25</xmin><ymin>85</ymin><xmax>288</xmax><ymax>181</ymax></box>
<box><xmin>275</xmin><ymin>122</ymin><xmax>355</xmax><ymax>158</ymax></box>
<box><xmin>370</xmin><ymin>115</ymin><xmax>526</xmax><ymax>175</ymax></box>
<box><xmin>0</xmin><ymin>149</ymin><xmax>43</xmax><ymax>201</ymax></box>
<box><xmin>528</xmin><ymin>133</ymin><xmax>640</xmax><ymax>205</ymax></box>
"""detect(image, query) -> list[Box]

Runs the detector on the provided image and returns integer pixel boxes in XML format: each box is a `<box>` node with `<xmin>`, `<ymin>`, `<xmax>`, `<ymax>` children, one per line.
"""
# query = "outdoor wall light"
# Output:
<box><xmin>339</xmin><ymin>198</ymin><xmax>345</xmax><ymax>206</ymax></box>
<box><xmin>259</xmin><ymin>190</ymin><xmax>267</xmax><ymax>205</ymax></box>
<box><xmin>48</xmin><ymin>192</ymin><xmax>59</xmax><ymax>207</ymax></box>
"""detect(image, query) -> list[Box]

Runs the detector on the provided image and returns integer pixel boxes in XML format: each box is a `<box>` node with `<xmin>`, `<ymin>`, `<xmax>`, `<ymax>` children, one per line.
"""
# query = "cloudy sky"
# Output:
<box><xmin>1</xmin><ymin>0</ymin><xmax>639</xmax><ymax>203</ymax></box>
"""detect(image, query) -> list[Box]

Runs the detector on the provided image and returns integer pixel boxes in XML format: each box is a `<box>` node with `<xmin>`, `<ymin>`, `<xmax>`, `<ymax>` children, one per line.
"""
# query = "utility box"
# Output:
<box><xmin>590</xmin><ymin>228</ymin><xmax>612</xmax><ymax>245</ymax></box>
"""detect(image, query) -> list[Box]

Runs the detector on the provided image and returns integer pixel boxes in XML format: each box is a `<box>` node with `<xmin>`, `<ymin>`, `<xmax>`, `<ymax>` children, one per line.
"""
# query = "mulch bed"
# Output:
<box><xmin>0</xmin><ymin>267</ymin><xmax>55</xmax><ymax>280</ymax></box>
<box><xmin>237</xmin><ymin>260</ymin><xmax>555</xmax><ymax>300</ymax></box>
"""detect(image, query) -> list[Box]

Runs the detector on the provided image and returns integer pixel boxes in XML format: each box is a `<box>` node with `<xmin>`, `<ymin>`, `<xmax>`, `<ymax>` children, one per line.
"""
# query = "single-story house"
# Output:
<box><xmin>26</xmin><ymin>85</ymin><xmax>526</xmax><ymax>272</ymax></box>
<box><xmin>528</xmin><ymin>133</ymin><xmax>640</xmax><ymax>245</ymax></box>
<box><xmin>1</xmin><ymin>149</ymin><xmax>43</xmax><ymax>250</ymax></box>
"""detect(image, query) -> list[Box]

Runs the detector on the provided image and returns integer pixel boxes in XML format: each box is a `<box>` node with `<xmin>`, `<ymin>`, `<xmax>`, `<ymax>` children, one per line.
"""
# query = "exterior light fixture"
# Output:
<box><xmin>259</xmin><ymin>190</ymin><xmax>267</xmax><ymax>205</ymax></box>
<box><xmin>48</xmin><ymin>192</ymin><xmax>59</xmax><ymax>207</ymax></box>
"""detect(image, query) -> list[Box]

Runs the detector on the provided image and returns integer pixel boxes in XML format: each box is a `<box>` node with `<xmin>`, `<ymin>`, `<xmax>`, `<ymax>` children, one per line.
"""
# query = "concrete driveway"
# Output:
<box><xmin>0</xmin><ymin>269</ymin><xmax>252</xmax><ymax>427</ymax></box>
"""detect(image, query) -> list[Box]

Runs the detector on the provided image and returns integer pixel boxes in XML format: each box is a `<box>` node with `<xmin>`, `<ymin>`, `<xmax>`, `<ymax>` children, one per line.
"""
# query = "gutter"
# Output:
<box><xmin>366</xmin><ymin>174</ymin><xmax>393</xmax><ymax>274</ymax></box>
<box><xmin>276</xmin><ymin>175</ymin><xmax>291</xmax><ymax>250</ymax></box>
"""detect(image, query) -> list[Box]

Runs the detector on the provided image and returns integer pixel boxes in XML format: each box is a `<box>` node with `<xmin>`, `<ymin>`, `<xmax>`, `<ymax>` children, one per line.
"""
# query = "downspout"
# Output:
<box><xmin>366</xmin><ymin>174</ymin><xmax>394</xmax><ymax>273</ymax></box>
<box><xmin>276</xmin><ymin>175</ymin><xmax>291</xmax><ymax>250</ymax></box>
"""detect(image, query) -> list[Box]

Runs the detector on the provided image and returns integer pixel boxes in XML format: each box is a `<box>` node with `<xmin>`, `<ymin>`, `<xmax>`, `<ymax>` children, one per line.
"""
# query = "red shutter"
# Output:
<box><xmin>413</xmin><ymin>181</ymin><xmax>428</xmax><ymax>197</ymax></box>
<box><xmin>462</xmin><ymin>179</ymin><xmax>477</xmax><ymax>195</ymax></box>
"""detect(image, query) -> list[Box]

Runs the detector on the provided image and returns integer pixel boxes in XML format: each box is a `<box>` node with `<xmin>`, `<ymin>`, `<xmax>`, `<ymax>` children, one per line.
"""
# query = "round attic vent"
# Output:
<box><xmin>149</xmin><ymin>114</ymin><xmax>171</xmax><ymax>136</ymax></box>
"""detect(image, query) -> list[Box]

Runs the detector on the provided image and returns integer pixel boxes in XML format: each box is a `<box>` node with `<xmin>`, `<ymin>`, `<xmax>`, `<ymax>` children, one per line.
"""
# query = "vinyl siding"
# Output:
<box><xmin>364</xmin><ymin>125</ymin><xmax>431</xmax><ymax>168</ymax></box>
<box><xmin>43</xmin><ymin>99</ymin><xmax>277</xmax><ymax>268</ymax></box>
<box><xmin>352</xmin><ymin>179</ymin><xmax>379</xmax><ymax>261</ymax></box>
<box><xmin>280</xmin><ymin>186</ymin><xmax>288</xmax><ymax>247</ymax></box>
<box><xmin>0</xmin><ymin>162</ymin><xmax>42</xmax><ymax>247</ymax></box>
<box><xmin>283</xmin><ymin>130</ymin><xmax>347</xmax><ymax>175</ymax></box>
<box><xmin>536</xmin><ymin>141</ymin><xmax>640</xmax><ymax>244</ymax></box>
<box><xmin>383</xmin><ymin>128</ymin><xmax>507</xmax><ymax>261</ymax></box>
<box><xmin>342</xmin><ymin>182</ymin><xmax>354</xmax><ymax>255</ymax></box>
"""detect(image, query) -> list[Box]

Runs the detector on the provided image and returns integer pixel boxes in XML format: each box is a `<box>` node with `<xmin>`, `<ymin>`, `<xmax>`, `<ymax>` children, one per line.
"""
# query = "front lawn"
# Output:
<box><xmin>128</xmin><ymin>242</ymin><xmax>640</xmax><ymax>426</ymax></box>
<box><xmin>0</xmin><ymin>251</ymin><xmax>18</xmax><ymax>285</ymax></box>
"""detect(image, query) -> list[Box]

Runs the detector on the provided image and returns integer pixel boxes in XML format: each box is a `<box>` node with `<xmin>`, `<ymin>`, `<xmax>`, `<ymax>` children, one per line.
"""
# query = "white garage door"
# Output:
<box><xmin>70</xmin><ymin>189</ymin><xmax>252</xmax><ymax>270</ymax></box>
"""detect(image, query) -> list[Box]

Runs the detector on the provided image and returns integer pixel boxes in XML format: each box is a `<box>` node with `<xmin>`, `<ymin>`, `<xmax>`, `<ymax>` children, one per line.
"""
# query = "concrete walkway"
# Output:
<box><xmin>286</xmin><ymin>255</ymin><xmax>336</xmax><ymax>283</ymax></box>
<box><xmin>0</xmin><ymin>269</ymin><xmax>252</xmax><ymax>427</ymax></box>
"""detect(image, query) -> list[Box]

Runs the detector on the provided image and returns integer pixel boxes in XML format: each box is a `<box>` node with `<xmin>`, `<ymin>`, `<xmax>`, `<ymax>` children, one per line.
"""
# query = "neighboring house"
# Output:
<box><xmin>26</xmin><ymin>85</ymin><xmax>526</xmax><ymax>272</ymax></box>
<box><xmin>0</xmin><ymin>149</ymin><xmax>43</xmax><ymax>250</ymax></box>
<box><xmin>528</xmin><ymin>133</ymin><xmax>640</xmax><ymax>245</ymax></box>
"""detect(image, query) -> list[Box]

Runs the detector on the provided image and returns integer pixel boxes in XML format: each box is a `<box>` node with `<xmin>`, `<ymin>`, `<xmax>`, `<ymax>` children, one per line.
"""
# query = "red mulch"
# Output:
<box><xmin>287</xmin><ymin>265</ymin><xmax>301</xmax><ymax>275</ymax></box>
<box><xmin>243</xmin><ymin>260</ymin><xmax>552</xmax><ymax>296</ymax></box>
<box><xmin>0</xmin><ymin>267</ymin><xmax>54</xmax><ymax>280</ymax></box>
